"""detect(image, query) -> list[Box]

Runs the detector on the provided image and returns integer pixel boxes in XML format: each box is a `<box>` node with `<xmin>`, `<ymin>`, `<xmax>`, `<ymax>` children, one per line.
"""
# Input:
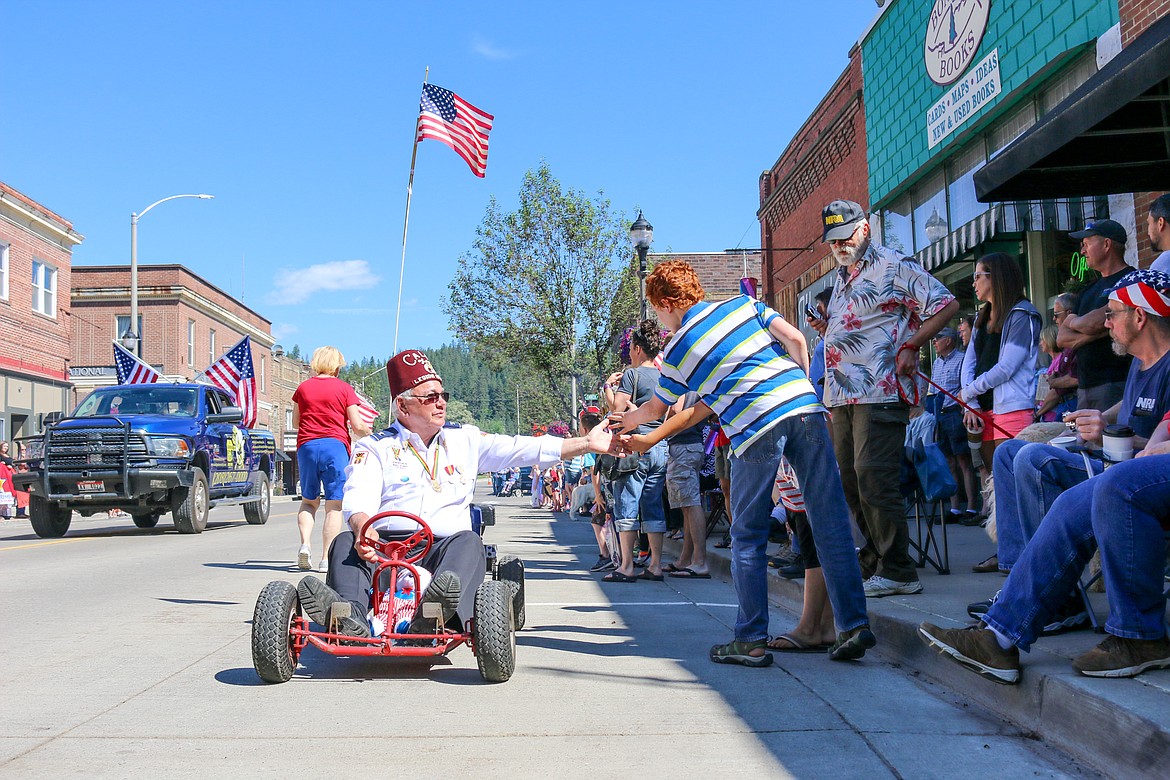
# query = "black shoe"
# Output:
<box><xmin>779</xmin><ymin>563</ymin><xmax>806</xmax><ymax>580</ymax></box>
<box><xmin>296</xmin><ymin>577</ymin><xmax>370</xmax><ymax>638</ymax></box>
<box><xmin>1041</xmin><ymin>595</ymin><xmax>1090</xmax><ymax>636</ymax></box>
<box><xmin>967</xmin><ymin>590</ymin><xmax>1000</xmax><ymax>620</ymax></box>
<box><xmin>589</xmin><ymin>556</ymin><xmax>613</xmax><ymax>572</ymax></box>
<box><xmin>407</xmin><ymin>571</ymin><xmax>461</xmax><ymax>634</ymax></box>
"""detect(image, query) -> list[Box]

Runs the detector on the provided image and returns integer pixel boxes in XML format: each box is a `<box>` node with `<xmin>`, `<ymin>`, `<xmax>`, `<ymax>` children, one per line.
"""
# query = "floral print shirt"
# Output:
<box><xmin>823</xmin><ymin>242</ymin><xmax>955</xmax><ymax>407</ymax></box>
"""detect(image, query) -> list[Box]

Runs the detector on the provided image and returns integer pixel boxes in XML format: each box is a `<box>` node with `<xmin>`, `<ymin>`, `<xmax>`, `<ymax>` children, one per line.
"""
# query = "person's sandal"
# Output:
<box><xmin>709</xmin><ymin>639</ymin><xmax>773</xmax><ymax>667</ymax></box>
<box><xmin>972</xmin><ymin>554</ymin><xmax>999</xmax><ymax>573</ymax></box>
<box><xmin>828</xmin><ymin>626</ymin><xmax>877</xmax><ymax>661</ymax></box>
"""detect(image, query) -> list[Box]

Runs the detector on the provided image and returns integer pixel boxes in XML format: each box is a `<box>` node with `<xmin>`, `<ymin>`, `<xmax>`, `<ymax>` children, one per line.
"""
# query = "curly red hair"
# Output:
<box><xmin>645</xmin><ymin>259</ymin><xmax>705</xmax><ymax>309</ymax></box>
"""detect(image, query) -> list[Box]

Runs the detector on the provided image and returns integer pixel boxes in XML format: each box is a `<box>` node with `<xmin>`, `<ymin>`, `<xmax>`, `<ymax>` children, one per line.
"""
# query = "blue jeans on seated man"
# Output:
<box><xmin>983</xmin><ymin>455</ymin><xmax>1170</xmax><ymax>649</ymax></box>
<box><xmin>729</xmin><ymin>412</ymin><xmax>869</xmax><ymax>642</ymax></box>
<box><xmin>992</xmin><ymin>439</ymin><xmax>1103</xmax><ymax>572</ymax></box>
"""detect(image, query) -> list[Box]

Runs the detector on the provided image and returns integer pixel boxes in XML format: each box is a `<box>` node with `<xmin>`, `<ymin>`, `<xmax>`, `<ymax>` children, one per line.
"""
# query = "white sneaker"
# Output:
<box><xmin>317</xmin><ymin>559</ymin><xmax>329</xmax><ymax>574</ymax></box>
<box><xmin>297</xmin><ymin>547</ymin><xmax>312</xmax><ymax>571</ymax></box>
<box><xmin>863</xmin><ymin>575</ymin><xmax>923</xmax><ymax>597</ymax></box>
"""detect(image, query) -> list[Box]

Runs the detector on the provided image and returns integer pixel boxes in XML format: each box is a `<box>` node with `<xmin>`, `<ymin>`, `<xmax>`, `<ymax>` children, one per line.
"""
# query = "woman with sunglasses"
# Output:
<box><xmin>292</xmin><ymin>346</ymin><xmax>373</xmax><ymax>572</ymax></box>
<box><xmin>960</xmin><ymin>253</ymin><xmax>1042</xmax><ymax>475</ymax></box>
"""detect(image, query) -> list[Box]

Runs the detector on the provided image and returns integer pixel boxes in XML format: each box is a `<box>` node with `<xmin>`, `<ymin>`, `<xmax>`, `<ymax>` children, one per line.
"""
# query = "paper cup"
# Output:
<box><xmin>1049</xmin><ymin>435</ymin><xmax>1077</xmax><ymax>451</ymax></box>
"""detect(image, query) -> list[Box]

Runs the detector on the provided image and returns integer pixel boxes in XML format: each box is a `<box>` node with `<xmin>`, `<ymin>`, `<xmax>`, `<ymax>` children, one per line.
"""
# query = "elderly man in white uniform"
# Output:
<box><xmin>297</xmin><ymin>349</ymin><xmax>617</xmax><ymax>638</ymax></box>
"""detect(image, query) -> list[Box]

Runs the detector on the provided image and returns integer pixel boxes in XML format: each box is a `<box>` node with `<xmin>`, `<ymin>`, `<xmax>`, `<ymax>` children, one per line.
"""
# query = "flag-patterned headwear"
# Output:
<box><xmin>1108</xmin><ymin>269</ymin><xmax>1170</xmax><ymax>317</ymax></box>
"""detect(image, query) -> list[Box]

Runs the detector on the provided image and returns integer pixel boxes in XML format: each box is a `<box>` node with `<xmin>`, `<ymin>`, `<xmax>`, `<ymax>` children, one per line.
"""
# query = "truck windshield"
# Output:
<box><xmin>73</xmin><ymin>387</ymin><xmax>199</xmax><ymax>418</ymax></box>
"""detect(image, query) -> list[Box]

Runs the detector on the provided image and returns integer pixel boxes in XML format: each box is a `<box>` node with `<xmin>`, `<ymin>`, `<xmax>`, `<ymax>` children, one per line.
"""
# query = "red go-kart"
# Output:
<box><xmin>251</xmin><ymin>507</ymin><xmax>524</xmax><ymax>684</ymax></box>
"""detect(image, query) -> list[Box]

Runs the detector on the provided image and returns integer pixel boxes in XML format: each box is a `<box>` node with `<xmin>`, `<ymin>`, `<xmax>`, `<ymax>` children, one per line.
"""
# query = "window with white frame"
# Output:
<box><xmin>116</xmin><ymin>315</ymin><xmax>144</xmax><ymax>352</ymax></box>
<box><xmin>0</xmin><ymin>241</ymin><xmax>9</xmax><ymax>301</ymax></box>
<box><xmin>260</xmin><ymin>354</ymin><xmax>266</xmax><ymax>392</ymax></box>
<box><xmin>187</xmin><ymin>320</ymin><xmax>196</xmax><ymax>366</ymax></box>
<box><xmin>32</xmin><ymin>260</ymin><xmax>57</xmax><ymax>317</ymax></box>
<box><xmin>209</xmin><ymin>329</ymin><xmax>216</xmax><ymax>365</ymax></box>
<box><xmin>285</xmin><ymin>408</ymin><xmax>293</xmax><ymax>429</ymax></box>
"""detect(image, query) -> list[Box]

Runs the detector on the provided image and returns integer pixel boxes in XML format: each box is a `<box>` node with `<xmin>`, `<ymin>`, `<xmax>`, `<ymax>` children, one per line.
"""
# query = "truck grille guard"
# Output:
<box><xmin>38</xmin><ymin>416</ymin><xmax>149</xmax><ymax>499</ymax></box>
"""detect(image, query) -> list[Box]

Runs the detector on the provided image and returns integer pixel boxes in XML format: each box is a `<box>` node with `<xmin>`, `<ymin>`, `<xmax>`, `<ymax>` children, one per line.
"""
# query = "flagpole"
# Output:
<box><xmin>393</xmin><ymin>67</ymin><xmax>428</xmax><ymax>355</ymax></box>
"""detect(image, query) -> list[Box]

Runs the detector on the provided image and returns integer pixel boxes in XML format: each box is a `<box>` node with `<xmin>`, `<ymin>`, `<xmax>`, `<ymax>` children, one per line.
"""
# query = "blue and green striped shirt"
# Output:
<box><xmin>655</xmin><ymin>295</ymin><xmax>824</xmax><ymax>455</ymax></box>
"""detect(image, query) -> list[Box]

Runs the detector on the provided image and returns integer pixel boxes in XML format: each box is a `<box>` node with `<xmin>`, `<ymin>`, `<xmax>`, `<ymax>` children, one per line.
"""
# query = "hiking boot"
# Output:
<box><xmin>296</xmin><ymin>577</ymin><xmax>369</xmax><ymax>638</ymax></box>
<box><xmin>1071</xmin><ymin>634</ymin><xmax>1170</xmax><ymax>678</ymax></box>
<box><xmin>1040</xmin><ymin>596</ymin><xmax>1090</xmax><ymax>636</ymax></box>
<box><xmin>918</xmin><ymin>622</ymin><xmax>1020</xmax><ymax>684</ymax></box>
<box><xmin>407</xmin><ymin>571</ymin><xmax>461</xmax><ymax>634</ymax></box>
<box><xmin>709</xmin><ymin>638</ymin><xmax>773</xmax><ymax>668</ymax></box>
<box><xmin>863</xmin><ymin>575</ymin><xmax>923</xmax><ymax>597</ymax></box>
<box><xmin>967</xmin><ymin>590</ymin><xmax>1000</xmax><ymax>620</ymax></box>
<box><xmin>828</xmin><ymin>625</ymin><xmax>877</xmax><ymax>661</ymax></box>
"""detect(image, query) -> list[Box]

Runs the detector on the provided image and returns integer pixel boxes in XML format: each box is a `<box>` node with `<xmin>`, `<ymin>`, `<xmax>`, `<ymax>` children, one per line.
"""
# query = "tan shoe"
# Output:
<box><xmin>1072</xmin><ymin>634</ymin><xmax>1170</xmax><ymax>678</ymax></box>
<box><xmin>918</xmin><ymin>622</ymin><xmax>1020</xmax><ymax>684</ymax></box>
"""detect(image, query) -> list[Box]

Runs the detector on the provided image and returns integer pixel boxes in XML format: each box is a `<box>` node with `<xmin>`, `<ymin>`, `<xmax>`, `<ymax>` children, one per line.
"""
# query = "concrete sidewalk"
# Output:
<box><xmin>666</xmin><ymin>516</ymin><xmax>1170</xmax><ymax>779</ymax></box>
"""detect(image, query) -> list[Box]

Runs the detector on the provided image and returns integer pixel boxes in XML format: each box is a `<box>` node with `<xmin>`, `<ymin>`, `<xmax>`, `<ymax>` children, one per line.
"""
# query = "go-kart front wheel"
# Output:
<box><xmin>473</xmin><ymin>580</ymin><xmax>515</xmax><ymax>683</ymax></box>
<box><xmin>252</xmin><ymin>580</ymin><xmax>301</xmax><ymax>683</ymax></box>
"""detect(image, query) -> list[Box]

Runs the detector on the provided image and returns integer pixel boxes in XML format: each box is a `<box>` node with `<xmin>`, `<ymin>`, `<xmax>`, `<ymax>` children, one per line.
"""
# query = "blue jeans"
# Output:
<box><xmin>729</xmin><ymin>413</ymin><xmax>868</xmax><ymax>642</ymax></box>
<box><xmin>993</xmin><ymin>440</ymin><xmax>1102</xmax><ymax>571</ymax></box>
<box><xmin>983</xmin><ymin>455</ymin><xmax>1170</xmax><ymax>650</ymax></box>
<box><xmin>612</xmin><ymin>441</ymin><xmax>667</xmax><ymax>533</ymax></box>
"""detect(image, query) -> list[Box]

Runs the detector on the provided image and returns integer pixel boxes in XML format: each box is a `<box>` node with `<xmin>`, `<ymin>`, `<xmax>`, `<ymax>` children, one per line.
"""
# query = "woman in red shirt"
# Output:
<box><xmin>293</xmin><ymin>346</ymin><xmax>371</xmax><ymax>572</ymax></box>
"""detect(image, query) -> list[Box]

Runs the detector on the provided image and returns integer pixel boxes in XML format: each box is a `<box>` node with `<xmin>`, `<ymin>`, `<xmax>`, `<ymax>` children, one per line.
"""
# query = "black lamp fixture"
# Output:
<box><xmin>628</xmin><ymin>211</ymin><xmax>654</xmax><ymax>320</ymax></box>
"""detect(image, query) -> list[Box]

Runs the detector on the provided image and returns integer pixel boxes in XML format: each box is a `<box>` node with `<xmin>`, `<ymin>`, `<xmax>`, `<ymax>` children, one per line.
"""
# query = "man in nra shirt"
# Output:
<box><xmin>1058</xmin><ymin>219</ymin><xmax>1136</xmax><ymax>411</ymax></box>
<box><xmin>294</xmin><ymin>349</ymin><xmax>617</xmax><ymax>639</ymax></box>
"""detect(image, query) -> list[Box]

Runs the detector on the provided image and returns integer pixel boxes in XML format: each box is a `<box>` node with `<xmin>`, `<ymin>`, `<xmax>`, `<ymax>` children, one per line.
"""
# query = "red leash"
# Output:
<box><xmin>900</xmin><ymin>368</ymin><xmax>1014</xmax><ymax>439</ymax></box>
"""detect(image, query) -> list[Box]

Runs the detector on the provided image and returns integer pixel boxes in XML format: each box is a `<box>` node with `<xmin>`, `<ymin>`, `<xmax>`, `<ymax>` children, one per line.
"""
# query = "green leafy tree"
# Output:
<box><xmin>443</xmin><ymin>162</ymin><xmax>631</xmax><ymax>421</ymax></box>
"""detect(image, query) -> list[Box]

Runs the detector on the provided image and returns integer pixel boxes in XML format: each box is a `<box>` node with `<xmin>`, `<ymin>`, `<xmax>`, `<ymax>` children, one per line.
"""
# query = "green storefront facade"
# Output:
<box><xmin>860</xmin><ymin>0</ymin><xmax>1122</xmax><ymax>318</ymax></box>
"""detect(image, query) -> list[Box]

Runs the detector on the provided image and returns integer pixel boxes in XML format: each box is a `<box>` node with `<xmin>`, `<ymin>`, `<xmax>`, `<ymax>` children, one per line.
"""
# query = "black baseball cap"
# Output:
<box><xmin>1069</xmin><ymin>219</ymin><xmax>1127</xmax><ymax>244</ymax></box>
<box><xmin>822</xmin><ymin>200</ymin><xmax>867</xmax><ymax>242</ymax></box>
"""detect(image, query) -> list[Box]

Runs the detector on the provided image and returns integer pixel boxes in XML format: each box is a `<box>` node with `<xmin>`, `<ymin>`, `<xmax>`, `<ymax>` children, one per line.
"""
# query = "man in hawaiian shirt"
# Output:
<box><xmin>821</xmin><ymin>200</ymin><xmax>959</xmax><ymax>597</ymax></box>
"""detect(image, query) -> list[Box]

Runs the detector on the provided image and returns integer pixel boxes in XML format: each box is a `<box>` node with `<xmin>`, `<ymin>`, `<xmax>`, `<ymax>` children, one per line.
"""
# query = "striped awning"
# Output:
<box><xmin>914</xmin><ymin>196</ymin><xmax>1109</xmax><ymax>270</ymax></box>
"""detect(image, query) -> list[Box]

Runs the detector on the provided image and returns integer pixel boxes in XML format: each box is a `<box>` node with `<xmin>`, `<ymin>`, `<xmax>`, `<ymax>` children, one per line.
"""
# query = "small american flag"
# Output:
<box><xmin>204</xmin><ymin>336</ymin><xmax>257</xmax><ymax>428</ymax></box>
<box><xmin>113</xmin><ymin>341</ymin><xmax>160</xmax><ymax>385</ymax></box>
<box><xmin>355</xmin><ymin>389</ymin><xmax>379</xmax><ymax>430</ymax></box>
<box><xmin>418</xmin><ymin>83</ymin><xmax>493</xmax><ymax>178</ymax></box>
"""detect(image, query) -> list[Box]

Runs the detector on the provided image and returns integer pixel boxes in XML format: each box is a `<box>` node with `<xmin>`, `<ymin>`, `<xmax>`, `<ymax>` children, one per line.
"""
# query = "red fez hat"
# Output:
<box><xmin>386</xmin><ymin>350</ymin><xmax>441</xmax><ymax>397</ymax></box>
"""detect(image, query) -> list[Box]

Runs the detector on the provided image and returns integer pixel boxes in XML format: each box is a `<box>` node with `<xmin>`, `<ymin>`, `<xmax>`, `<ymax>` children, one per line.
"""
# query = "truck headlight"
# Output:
<box><xmin>22</xmin><ymin>439</ymin><xmax>45</xmax><ymax>460</ymax></box>
<box><xmin>148</xmin><ymin>437</ymin><xmax>191</xmax><ymax>457</ymax></box>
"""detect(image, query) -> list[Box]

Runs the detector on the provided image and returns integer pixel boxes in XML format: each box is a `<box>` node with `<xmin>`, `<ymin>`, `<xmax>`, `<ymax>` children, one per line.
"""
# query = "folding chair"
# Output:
<box><xmin>703</xmin><ymin>489</ymin><xmax>729</xmax><ymax>540</ymax></box>
<box><xmin>1077</xmin><ymin>530</ymin><xmax>1170</xmax><ymax>634</ymax></box>
<box><xmin>901</xmin><ymin>447</ymin><xmax>952</xmax><ymax>575</ymax></box>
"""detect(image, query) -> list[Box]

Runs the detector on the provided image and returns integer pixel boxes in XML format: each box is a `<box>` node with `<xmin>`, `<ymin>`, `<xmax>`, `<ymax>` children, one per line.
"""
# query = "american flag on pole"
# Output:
<box><xmin>113</xmin><ymin>341</ymin><xmax>160</xmax><ymax>385</ymax></box>
<box><xmin>204</xmin><ymin>336</ymin><xmax>257</xmax><ymax>428</ymax></box>
<box><xmin>417</xmin><ymin>83</ymin><xmax>493</xmax><ymax>178</ymax></box>
<box><xmin>354</xmin><ymin>389</ymin><xmax>379</xmax><ymax>430</ymax></box>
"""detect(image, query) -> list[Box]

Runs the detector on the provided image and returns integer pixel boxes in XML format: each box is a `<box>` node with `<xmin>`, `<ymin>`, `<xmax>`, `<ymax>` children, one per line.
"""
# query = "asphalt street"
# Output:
<box><xmin>0</xmin><ymin>488</ymin><xmax>1095</xmax><ymax>778</ymax></box>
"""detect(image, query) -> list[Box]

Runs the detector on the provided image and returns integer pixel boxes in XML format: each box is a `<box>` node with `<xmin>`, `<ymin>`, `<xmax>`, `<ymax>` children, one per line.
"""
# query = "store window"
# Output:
<box><xmin>913</xmin><ymin>171</ymin><xmax>948</xmax><ymax>252</ymax></box>
<box><xmin>989</xmin><ymin>102</ymin><xmax>1037</xmax><ymax>158</ymax></box>
<box><xmin>881</xmin><ymin>194</ymin><xmax>914</xmax><ymax>255</ymax></box>
<box><xmin>948</xmin><ymin>142</ymin><xmax>989</xmax><ymax>230</ymax></box>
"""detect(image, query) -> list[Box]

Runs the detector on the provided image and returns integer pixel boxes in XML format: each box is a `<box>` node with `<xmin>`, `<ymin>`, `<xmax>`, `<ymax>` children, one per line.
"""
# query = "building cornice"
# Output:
<box><xmin>0</xmin><ymin>196</ymin><xmax>85</xmax><ymax>249</ymax></box>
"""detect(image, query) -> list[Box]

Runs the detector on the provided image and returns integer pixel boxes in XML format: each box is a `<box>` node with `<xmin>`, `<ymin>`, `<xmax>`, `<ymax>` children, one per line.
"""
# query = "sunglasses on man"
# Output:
<box><xmin>410</xmin><ymin>391</ymin><xmax>450</xmax><ymax>405</ymax></box>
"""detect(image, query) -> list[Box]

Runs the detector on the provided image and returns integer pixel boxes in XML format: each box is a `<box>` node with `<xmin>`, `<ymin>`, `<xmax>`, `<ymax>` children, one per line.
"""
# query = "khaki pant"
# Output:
<box><xmin>830</xmin><ymin>402</ymin><xmax>917</xmax><ymax>583</ymax></box>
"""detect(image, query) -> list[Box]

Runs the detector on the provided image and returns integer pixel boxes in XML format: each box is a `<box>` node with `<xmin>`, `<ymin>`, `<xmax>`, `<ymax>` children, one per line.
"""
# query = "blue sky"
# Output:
<box><xmin>3</xmin><ymin>1</ymin><xmax>881</xmax><ymax>363</ymax></box>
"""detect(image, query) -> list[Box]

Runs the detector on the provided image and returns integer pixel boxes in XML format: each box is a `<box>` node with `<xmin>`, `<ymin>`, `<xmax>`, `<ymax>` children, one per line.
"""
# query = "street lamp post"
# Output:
<box><xmin>126</xmin><ymin>193</ymin><xmax>214</xmax><ymax>355</ymax></box>
<box><xmin>628</xmin><ymin>211</ymin><xmax>654</xmax><ymax>321</ymax></box>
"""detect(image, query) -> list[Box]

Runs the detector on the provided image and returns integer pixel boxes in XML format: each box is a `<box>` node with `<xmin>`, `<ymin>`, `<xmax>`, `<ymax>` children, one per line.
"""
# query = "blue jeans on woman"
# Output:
<box><xmin>729</xmin><ymin>412</ymin><xmax>869</xmax><ymax>642</ymax></box>
<box><xmin>983</xmin><ymin>455</ymin><xmax>1170</xmax><ymax>649</ymax></box>
<box><xmin>612</xmin><ymin>440</ymin><xmax>667</xmax><ymax>533</ymax></box>
<box><xmin>992</xmin><ymin>440</ymin><xmax>1102</xmax><ymax>571</ymax></box>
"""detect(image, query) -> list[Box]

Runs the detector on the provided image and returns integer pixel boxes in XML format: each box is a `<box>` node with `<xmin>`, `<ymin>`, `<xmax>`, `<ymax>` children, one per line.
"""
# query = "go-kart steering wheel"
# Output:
<box><xmin>358</xmin><ymin>511</ymin><xmax>434</xmax><ymax>564</ymax></box>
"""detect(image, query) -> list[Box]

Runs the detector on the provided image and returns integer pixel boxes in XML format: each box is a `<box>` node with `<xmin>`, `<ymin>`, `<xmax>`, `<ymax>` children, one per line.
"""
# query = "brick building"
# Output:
<box><xmin>757</xmin><ymin>45</ymin><xmax>867</xmax><ymax>328</ymax></box>
<box><xmin>269</xmin><ymin>345</ymin><xmax>310</xmax><ymax>494</ymax></box>
<box><xmin>0</xmin><ymin>181</ymin><xmax>84</xmax><ymax>443</ymax></box>
<box><xmin>70</xmin><ymin>264</ymin><xmax>275</xmax><ymax>429</ymax></box>
<box><xmin>649</xmin><ymin>250</ymin><xmax>762</xmax><ymax>301</ymax></box>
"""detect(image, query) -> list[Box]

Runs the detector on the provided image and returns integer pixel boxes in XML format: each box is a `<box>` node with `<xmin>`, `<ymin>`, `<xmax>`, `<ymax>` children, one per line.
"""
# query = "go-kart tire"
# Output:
<box><xmin>172</xmin><ymin>468</ymin><xmax>209</xmax><ymax>534</ymax></box>
<box><xmin>29</xmin><ymin>496</ymin><xmax>71</xmax><ymax>538</ymax></box>
<box><xmin>252</xmin><ymin>580</ymin><xmax>300</xmax><ymax>684</ymax></box>
<box><xmin>473</xmin><ymin>580</ymin><xmax>515</xmax><ymax>683</ymax></box>
<box><xmin>132</xmin><ymin>511</ymin><xmax>161</xmax><ymax>529</ymax></box>
<box><xmin>243</xmin><ymin>472</ymin><xmax>271</xmax><ymax>525</ymax></box>
<box><xmin>496</xmin><ymin>555</ymin><xmax>526</xmax><ymax>631</ymax></box>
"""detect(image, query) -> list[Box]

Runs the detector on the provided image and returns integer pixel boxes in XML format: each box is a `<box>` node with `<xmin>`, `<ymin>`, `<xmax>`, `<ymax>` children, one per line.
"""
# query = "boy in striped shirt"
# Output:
<box><xmin>614</xmin><ymin>259</ymin><xmax>874</xmax><ymax>667</ymax></box>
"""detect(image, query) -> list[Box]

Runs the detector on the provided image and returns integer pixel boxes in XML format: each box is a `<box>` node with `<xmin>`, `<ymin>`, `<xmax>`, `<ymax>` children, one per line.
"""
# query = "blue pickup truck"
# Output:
<box><xmin>15</xmin><ymin>383</ymin><xmax>276</xmax><ymax>538</ymax></box>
